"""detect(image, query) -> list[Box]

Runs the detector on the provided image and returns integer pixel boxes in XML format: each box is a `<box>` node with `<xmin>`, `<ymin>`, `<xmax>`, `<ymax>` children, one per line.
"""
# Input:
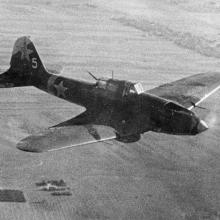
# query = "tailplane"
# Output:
<box><xmin>0</xmin><ymin>36</ymin><xmax>47</xmax><ymax>87</ymax></box>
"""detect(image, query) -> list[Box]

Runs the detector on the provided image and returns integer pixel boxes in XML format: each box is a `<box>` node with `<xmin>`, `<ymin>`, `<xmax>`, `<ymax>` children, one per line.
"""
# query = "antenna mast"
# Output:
<box><xmin>87</xmin><ymin>71</ymin><xmax>98</xmax><ymax>81</ymax></box>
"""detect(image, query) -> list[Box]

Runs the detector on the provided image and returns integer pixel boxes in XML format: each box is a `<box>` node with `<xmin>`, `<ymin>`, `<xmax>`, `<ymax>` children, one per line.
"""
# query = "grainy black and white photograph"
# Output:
<box><xmin>0</xmin><ymin>0</ymin><xmax>220</xmax><ymax>219</ymax></box>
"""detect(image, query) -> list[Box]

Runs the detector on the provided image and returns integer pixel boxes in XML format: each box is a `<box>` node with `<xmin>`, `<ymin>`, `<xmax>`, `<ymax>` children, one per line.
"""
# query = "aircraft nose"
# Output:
<box><xmin>197</xmin><ymin>120</ymin><xmax>209</xmax><ymax>133</ymax></box>
<box><xmin>191</xmin><ymin>119</ymin><xmax>208</xmax><ymax>135</ymax></box>
<box><xmin>196</xmin><ymin>120</ymin><xmax>209</xmax><ymax>134</ymax></box>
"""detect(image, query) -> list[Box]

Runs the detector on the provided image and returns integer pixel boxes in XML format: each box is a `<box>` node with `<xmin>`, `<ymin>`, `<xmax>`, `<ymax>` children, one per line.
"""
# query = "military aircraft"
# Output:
<box><xmin>0</xmin><ymin>36</ymin><xmax>219</xmax><ymax>153</ymax></box>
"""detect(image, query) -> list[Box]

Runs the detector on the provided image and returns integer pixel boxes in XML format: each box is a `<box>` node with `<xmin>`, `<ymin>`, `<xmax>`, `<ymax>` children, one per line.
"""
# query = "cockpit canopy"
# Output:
<box><xmin>129</xmin><ymin>82</ymin><xmax>144</xmax><ymax>95</ymax></box>
<box><xmin>96</xmin><ymin>78</ymin><xmax>107</xmax><ymax>90</ymax></box>
<box><xmin>96</xmin><ymin>78</ymin><xmax>144</xmax><ymax>99</ymax></box>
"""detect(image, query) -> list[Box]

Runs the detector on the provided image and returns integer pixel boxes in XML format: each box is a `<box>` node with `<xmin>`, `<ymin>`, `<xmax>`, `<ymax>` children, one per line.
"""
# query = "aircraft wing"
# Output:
<box><xmin>146</xmin><ymin>72</ymin><xmax>220</xmax><ymax>110</ymax></box>
<box><xmin>17</xmin><ymin>125</ymin><xmax>116</xmax><ymax>153</ymax></box>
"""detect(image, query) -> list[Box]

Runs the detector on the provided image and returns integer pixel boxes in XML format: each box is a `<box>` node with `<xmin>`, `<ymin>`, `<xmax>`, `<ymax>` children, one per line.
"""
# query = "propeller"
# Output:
<box><xmin>203</xmin><ymin>104</ymin><xmax>219</xmax><ymax>129</ymax></box>
<box><xmin>207</xmin><ymin>112</ymin><xmax>217</xmax><ymax>128</ymax></box>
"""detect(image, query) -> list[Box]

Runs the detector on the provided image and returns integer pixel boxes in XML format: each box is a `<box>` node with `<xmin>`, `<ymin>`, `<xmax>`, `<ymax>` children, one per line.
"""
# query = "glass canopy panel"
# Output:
<box><xmin>133</xmin><ymin>82</ymin><xmax>144</xmax><ymax>94</ymax></box>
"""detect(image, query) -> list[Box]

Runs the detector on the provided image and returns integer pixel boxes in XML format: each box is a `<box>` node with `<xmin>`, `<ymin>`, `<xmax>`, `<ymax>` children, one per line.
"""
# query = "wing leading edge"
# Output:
<box><xmin>147</xmin><ymin>72</ymin><xmax>220</xmax><ymax>109</ymax></box>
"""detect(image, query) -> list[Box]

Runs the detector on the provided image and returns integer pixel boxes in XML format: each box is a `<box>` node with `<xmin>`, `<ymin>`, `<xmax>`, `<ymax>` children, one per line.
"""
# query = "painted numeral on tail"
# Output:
<box><xmin>32</xmin><ymin>58</ymin><xmax>38</xmax><ymax>69</ymax></box>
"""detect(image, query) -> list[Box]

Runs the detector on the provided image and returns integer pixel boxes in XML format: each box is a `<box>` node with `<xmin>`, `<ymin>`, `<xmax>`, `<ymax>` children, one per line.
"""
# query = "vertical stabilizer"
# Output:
<box><xmin>10</xmin><ymin>36</ymin><xmax>46</xmax><ymax>74</ymax></box>
<box><xmin>0</xmin><ymin>36</ymin><xmax>48</xmax><ymax>87</ymax></box>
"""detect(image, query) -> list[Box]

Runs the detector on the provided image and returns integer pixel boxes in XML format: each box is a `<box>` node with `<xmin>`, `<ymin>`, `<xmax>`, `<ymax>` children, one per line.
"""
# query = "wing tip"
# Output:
<box><xmin>16</xmin><ymin>142</ymin><xmax>44</xmax><ymax>153</ymax></box>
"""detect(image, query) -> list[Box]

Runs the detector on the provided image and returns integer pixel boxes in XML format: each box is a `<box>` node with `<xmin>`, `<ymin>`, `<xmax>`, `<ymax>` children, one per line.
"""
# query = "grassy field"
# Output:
<box><xmin>0</xmin><ymin>0</ymin><xmax>220</xmax><ymax>219</ymax></box>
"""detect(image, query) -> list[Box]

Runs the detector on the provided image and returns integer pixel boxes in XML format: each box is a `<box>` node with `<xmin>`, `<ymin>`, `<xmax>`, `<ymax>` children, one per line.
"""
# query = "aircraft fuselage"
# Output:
<box><xmin>0</xmin><ymin>35</ymin><xmax>208</xmax><ymax>142</ymax></box>
<box><xmin>27</xmin><ymin>69</ymin><xmax>206</xmax><ymax>139</ymax></box>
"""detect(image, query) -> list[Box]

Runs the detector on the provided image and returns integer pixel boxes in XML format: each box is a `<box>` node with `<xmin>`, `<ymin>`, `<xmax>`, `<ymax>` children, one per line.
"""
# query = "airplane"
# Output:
<box><xmin>0</xmin><ymin>36</ymin><xmax>219</xmax><ymax>153</ymax></box>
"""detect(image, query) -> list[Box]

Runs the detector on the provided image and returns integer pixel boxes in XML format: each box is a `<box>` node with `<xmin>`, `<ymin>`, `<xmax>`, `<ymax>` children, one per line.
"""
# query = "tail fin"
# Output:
<box><xmin>10</xmin><ymin>36</ymin><xmax>46</xmax><ymax>75</ymax></box>
<box><xmin>0</xmin><ymin>36</ymin><xmax>47</xmax><ymax>87</ymax></box>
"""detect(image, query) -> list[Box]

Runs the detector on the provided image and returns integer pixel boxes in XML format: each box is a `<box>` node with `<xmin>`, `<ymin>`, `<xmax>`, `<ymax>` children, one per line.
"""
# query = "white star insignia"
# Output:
<box><xmin>54</xmin><ymin>81</ymin><xmax>67</xmax><ymax>98</ymax></box>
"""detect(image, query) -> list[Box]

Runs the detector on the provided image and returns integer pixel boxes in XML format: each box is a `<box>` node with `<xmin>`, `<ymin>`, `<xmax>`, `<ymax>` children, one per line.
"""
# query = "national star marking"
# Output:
<box><xmin>54</xmin><ymin>81</ymin><xmax>68</xmax><ymax>98</ymax></box>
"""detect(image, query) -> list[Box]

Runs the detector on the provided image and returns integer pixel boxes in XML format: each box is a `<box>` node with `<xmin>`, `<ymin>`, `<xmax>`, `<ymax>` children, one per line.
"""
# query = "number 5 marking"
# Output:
<box><xmin>32</xmin><ymin>58</ymin><xmax>38</xmax><ymax>69</ymax></box>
